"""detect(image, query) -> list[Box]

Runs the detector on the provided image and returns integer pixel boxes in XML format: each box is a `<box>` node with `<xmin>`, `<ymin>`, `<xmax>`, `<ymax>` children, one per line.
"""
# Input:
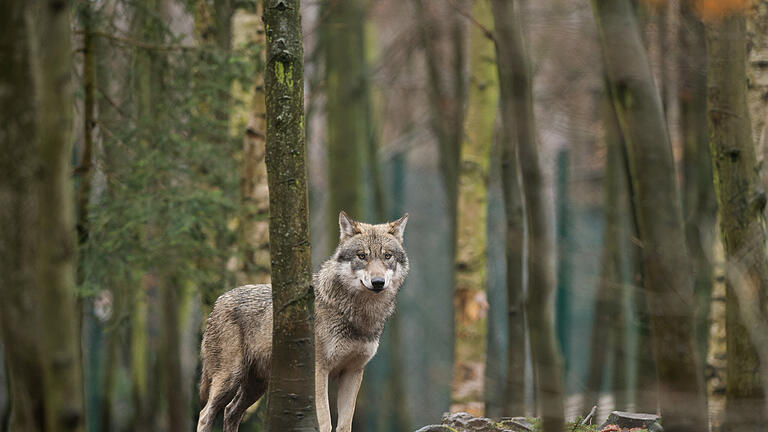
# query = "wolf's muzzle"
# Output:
<box><xmin>370</xmin><ymin>277</ymin><xmax>385</xmax><ymax>292</ymax></box>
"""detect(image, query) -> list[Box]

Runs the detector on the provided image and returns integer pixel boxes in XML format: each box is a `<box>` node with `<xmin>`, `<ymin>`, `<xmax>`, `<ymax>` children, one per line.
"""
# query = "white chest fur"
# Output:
<box><xmin>320</xmin><ymin>336</ymin><xmax>378</xmax><ymax>377</ymax></box>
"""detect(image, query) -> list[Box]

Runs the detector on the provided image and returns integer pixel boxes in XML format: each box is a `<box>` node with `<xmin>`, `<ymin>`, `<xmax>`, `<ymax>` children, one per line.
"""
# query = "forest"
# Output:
<box><xmin>2</xmin><ymin>0</ymin><xmax>768</xmax><ymax>431</ymax></box>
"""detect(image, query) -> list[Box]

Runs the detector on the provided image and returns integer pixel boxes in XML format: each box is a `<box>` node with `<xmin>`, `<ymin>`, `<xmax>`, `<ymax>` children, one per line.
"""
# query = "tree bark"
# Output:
<box><xmin>28</xmin><ymin>0</ymin><xmax>87</xmax><ymax>429</ymax></box>
<box><xmin>0</xmin><ymin>1</ymin><xmax>45</xmax><ymax>430</ymax></box>
<box><xmin>493</xmin><ymin>0</ymin><xmax>565</xmax><ymax>429</ymax></box>
<box><xmin>263</xmin><ymin>0</ymin><xmax>318</xmax><ymax>430</ymax></box>
<box><xmin>706</xmin><ymin>12</ymin><xmax>768</xmax><ymax>431</ymax></box>
<box><xmin>583</xmin><ymin>94</ymin><xmax>626</xmax><ymax>414</ymax></box>
<box><xmin>0</xmin><ymin>0</ymin><xmax>90</xmax><ymax>429</ymax></box>
<box><xmin>679</xmin><ymin>1</ymin><xmax>717</xmax><ymax>376</ymax></box>
<box><xmin>324</xmin><ymin>0</ymin><xmax>368</xmax><ymax>240</ymax></box>
<box><xmin>554</xmin><ymin>151</ymin><xmax>572</xmax><ymax>378</ymax></box>
<box><xmin>131</xmin><ymin>2</ymin><xmax>161</xmax><ymax>429</ymax></box>
<box><xmin>490</xmin><ymin>0</ymin><xmax>526</xmax><ymax>417</ymax></box>
<box><xmin>747</xmin><ymin>0</ymin><xmax>768</xmax><ymax>175</ymax></box>
<box><xmin>77</xmin><ymin>2</ymin><xmax>95</xmax><ymax>248</ymax></box>
<box><xmin>592</xmin><ymin>0</ymin><xmax>709</xmax><ymax>430</ymax></box>
<box><xmin>621</xmin><ymin>142</ymin><xmax>659</xmax><ymax>415</ymax></box>
<box><xmin>385</xmin><ymin>153</ymin><xmax>411</xmax><ymax>430</ymax></box>
<box><xmin>450</xmin><ymin>0</ymin><xmax>497</xmax><ymax>416</ymax></box>
<box><xmin>161</xmin><ymin>275</ymin><xmax>189</xmax><ymax>432</ymax></box>
<box><xmin>238</xmin><ymin>7</ymin><xmax>271</xmax><ymax>287</ymax></box>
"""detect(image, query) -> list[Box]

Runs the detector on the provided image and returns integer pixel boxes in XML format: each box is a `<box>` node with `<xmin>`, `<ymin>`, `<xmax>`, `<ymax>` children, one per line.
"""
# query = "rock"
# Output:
<box><xmin>498</xmin><ymin>417</ymin><xmax>534</xmax><ymax>431</ymax></box>
<box><xmin>435</xmin><ymin>412</ymin><xmax>516</xmax><ymax>432</ymax></box>
<box><xmin>442</xmin><ymin>411</ymin><xmax>474</xmax><ymax>429</ymax></box>
<box><xmin>599</xmin><ymin>411</ymin><xmax>663</xmax><ymax>432</ymax></box>
<box><xmin>414</xmin><ymin>426</ymin><xmax>455</xmax><ymax>432</ymax></box>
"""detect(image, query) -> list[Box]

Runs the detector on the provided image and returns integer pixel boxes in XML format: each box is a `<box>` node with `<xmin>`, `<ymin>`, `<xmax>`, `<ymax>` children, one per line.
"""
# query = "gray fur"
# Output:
<box><xmin>197</xmin><ymin>213</ymin><xmax>409</xmax><ymax>432</ymax></box>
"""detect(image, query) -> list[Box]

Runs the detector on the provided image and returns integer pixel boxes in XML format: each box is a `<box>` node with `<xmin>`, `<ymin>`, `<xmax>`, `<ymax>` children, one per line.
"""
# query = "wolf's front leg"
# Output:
<box><xmin>316</xmin><ymin>367</ymin><xmax>332</xmax><ymax>432</ymax></box>
<box><xmin>336</xmin><ymin>369</ymin><xmax>364</xmax><ymax>432</ymax></box>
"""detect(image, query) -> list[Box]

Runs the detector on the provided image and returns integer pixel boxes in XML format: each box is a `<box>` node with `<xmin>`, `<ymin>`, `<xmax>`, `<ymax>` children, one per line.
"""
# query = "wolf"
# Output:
<box><xmin>196</xmin><ymin>211</ymin><xmax>409</xmax><ymax>432</ymax></box>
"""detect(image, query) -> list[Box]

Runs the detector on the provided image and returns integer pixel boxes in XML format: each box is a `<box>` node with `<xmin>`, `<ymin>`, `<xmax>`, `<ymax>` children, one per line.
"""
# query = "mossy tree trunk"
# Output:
<box><xmin>450</xmin><ymin>0</ymin><xmax>497</xmax><ymax>416</ymax></box>
<box><xmin>490</xmin><ymin>0</ymin><xmax>526</xmax><ymax>417</ymax></box>
<box><xmin>592</xmin><ymin>0</ymin><xmax>709</xmax><ymax>429</ymax></box>
<box><xmin>0</xmin><ymin>1</ymin><xmax>46</xmax><ymax>430</ymax></box>
<box><xmin>706</xmin><ymin>12</ymin><xmax>768</xmax><ymax>431</ymax></box>
<box><xmin>0</xmin><ymin>1</ymin><xmax>86</xmax><ymax>430</ymax></box>
<box><xmin>30</xmin><ymin>0</ymin><xmax>87</xmax><ymax>430</ymax></box>
<box><xmin>131</xmin><ymin>2</ymin><xmax>163</xmax><ymax>429</ymax></box>
<box><xmin>493</xmin><ymin>0</ymin><xmax>565</xmax><ymax>429</ymax></box>
<box><xmin>679</xmin><ymin>1</ymin><xmax>716</xmax><ymax>373</ymax></box>
<box><xmin>263</xmin><ymin>0</ymin><xmax>318</xmax><ymax>430</ymax></box>
<box><xmin>325</xmin><ymin>0</ymin><xmax>368</xmax><ymax>240</ymax></box>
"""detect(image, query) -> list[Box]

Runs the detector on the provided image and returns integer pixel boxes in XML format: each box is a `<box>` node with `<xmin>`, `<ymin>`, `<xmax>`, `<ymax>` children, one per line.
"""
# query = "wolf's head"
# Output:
<box><xmin>331</xmin><ymin>211</ymin><xmax>409</xmax><ymax>295</ymax></box>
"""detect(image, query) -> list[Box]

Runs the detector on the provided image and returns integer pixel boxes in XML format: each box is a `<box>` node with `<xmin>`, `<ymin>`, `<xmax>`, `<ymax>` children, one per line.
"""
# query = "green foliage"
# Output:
<box><xmin>79</xmin><ymin>1</ymin><xmax>263</xmax><ymax>312</ymax></box>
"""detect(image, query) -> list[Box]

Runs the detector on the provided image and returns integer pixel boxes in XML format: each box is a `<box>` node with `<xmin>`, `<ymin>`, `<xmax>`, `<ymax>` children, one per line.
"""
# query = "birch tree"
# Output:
<box><xmin>706</xmin><ymin>11</ymin><xmax>768</xmax><ymax>430</ymax></box>
<box><xmin>450</xmin><ymin>0</ymin><xmax>497</xmax><ymax>415</ymax></box>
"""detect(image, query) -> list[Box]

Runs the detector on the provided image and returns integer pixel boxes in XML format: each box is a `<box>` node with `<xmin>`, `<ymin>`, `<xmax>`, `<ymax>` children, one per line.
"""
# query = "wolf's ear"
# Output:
<box><xmin>339</xmin><ymin>211</ymin><xmax>361</xmax><ymax>240</ymax></box>
<box><xmin>388</xmin><ymin>213</ymin><xmax>409</xmax><ymax>243</ymax></box>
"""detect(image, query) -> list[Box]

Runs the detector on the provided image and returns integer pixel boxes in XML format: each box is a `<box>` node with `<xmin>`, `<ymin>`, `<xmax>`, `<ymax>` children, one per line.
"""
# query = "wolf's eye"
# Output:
<box><xmin>357</xmin><ymin>252</ymin><xmax>366</xmax><ymax>260</ymax></box>
<box><xmin>384</xmin><ymin>253</ymin><xmax>392</xmax><ymax>260</ymax></box>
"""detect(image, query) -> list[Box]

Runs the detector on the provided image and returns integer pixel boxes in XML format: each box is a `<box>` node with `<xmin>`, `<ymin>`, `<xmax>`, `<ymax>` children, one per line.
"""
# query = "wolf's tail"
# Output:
<box><xmin>199</xmin><ymin>363</ymin><xmax>211</xmax><ymax>405</ymax></box>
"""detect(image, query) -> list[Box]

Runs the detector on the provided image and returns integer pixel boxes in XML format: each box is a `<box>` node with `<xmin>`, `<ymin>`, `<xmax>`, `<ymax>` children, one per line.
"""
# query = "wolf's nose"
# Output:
<box><xmin>371</xmin><ymin>277</ymin><xmax>385</xmax><ymax>291</ymax></box>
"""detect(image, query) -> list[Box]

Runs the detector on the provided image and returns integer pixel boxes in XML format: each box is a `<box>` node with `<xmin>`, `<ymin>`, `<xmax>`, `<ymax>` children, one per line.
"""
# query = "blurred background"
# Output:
<box><xmin>2</xmin><ymin>0</ymin><xmax>768</xmax><ymax>431</ymax></box>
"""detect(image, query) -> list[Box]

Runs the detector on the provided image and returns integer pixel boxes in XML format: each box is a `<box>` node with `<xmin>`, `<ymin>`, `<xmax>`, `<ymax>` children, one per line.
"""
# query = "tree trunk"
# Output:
<box><xmin>237</xmin><ymin>7</ymin><xmax>271</xmax><ymax>287</ymax></box>
<box><xmin>490</xmin><ymin>0</ymin><xmax>526</xmax><ymax>417</ymax></box>
<box><xmin>747</xmin><ymin>0</ymin><xmax>768</xmax><ymax>176</ymax></box>
<box><xmin>131</xmin><ymin>2</ymin><xmax>160</xmax><ymax>429</ymax></box>
<box><xmin>607</xmin><ymin>94</ymin><xmax>629</xmax><ymax>411</ymax></box>
<box><xmin>450</xmin><ymin>0</ymin><xmax>497</xmax><ymax>416</ymax></box>
<box><xmin>325</xmin><ymin>0</ymin><xmax>368</xmax><ymax>238</ymax></box>
<box><xmin>0</xmin><ymin>2</ymin><xmax>45</xmax><ymax>430</ymax></box>
<box><xmin>386</xmin><ymin>153</ymin><xmax>411</xmax><ymax>430</ymax></box>
<box><xmin>583</xmin><ymin>94</ymin><xmax>626</xmax><ymax>414</ymax></box>
<box><xmin>161</xmin><ymin>276</ymin><xmax>189</xmax><ymax>432</ymax></box>
<box><xmin>494</xmin><ymin>0</ymin><xmax>565</xmax><ymax>429</ymax></box>
<box><xmin>679</xmin><ymin>1</ymin><xmax>716</xmax><ymax>377</ymax></box>
<box><xmin>706</xmin><ymin>12</ymin><xmax>768</xmax><ymax>431</ymax></box>
<box><xmin>412</xmin><ymin>0</ymin><xmax>466</xmax><ymax>252</ymax></box>
<box><xmin>263</xmin><ymin>0</ymin><xmax>318</xmax><ymax>430</ymax></box>
<box><xmin>592</xmin><ymin>0</ymin><xmax>709</xmax><ymax>430</ymax></box>
<box><xmin>27</xmin><ymin>0</ymin><xmax>87</xmax><ymax>429</ymax></box>
<box><xmin>554</xmin><ymin>151</ymin><xmax>571</xmax><ymax>379</ymax></box>
<box><xmin>77</xmin><ymin>2</ymin><xmax>95</xmax><ymax>249</ymax></box>
<box><xmin>621</xmin><ymin>142</ymin><xmax>659</xmax><ymax>415</ymax></box>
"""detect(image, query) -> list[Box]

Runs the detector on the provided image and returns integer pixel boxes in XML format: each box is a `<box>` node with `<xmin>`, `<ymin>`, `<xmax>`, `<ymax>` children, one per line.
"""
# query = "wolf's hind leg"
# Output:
<box><xmin>336</xmin><ymin>369</ymin><xmax>364</xmax><ymax>432</ymax></box>
<box><xmin>197</xmin><ymin>376</ymin><xmax>238</xmax><ymax>432</ymax></box>
<box><xmin>223</xmin><ymin>379</ymin><xmax>266</xmax><ymax>432</ymax></box>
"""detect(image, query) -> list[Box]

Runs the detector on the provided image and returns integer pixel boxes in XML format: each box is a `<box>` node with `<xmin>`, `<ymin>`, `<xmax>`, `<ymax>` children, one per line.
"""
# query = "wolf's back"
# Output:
<box><xmin>199</xmin><ymin>284</ymin><xmax>274</xmax><ymax>403</ymax></box>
